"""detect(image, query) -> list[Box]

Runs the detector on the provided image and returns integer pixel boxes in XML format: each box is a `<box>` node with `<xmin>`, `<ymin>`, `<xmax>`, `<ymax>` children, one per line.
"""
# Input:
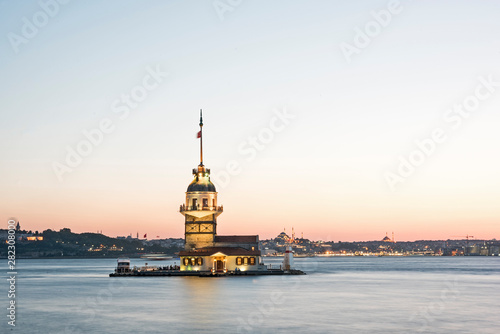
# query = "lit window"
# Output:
<box><xmin>183</xmin><ymin>258</ymin><xmax>189</xmax><ymax>266</ymax></box>
<box><xmin>190</xmin><ymin>258</ymin><xmax>196</xmax><ymax>266</ymax></box>
<box><xmin>236</xmin><ymin>257</ymin><xmax>242</xmax><ymax>265</ymax></box>
<box><xmin>249</xmin><ymin>257</ymin><xmax>256</xmax><ymax>265</ymax></box>
<box><xmin>243</xmin><ymin>257</ymin><xmax>248</xmax><ymax>265</ymax></box>
<box><xmin>197</xmin><ymin>257</ymin><xmax>203</xmax><ymax>266</ymax></box>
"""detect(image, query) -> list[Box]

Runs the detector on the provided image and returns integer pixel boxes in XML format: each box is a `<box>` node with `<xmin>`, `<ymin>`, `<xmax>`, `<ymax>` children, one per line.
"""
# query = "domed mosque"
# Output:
<box><xmin>178</xmin><ymin>111</ymin><xmax>263</xmax><ymax>273</ymax></box>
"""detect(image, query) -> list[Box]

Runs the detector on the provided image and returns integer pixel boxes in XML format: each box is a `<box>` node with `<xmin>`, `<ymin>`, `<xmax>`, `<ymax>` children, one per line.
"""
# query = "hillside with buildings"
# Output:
<box><xmin>1</xmin><ymin>226</ymin><xmax>498</xmax><ymax>258</ymax></box>
<box><xmin>262</xmin><ymin>231</ymin><xmax>500</xmax><ymax>257</ymax></box>
<box><xmin>1</xmin><ymin>227</ymin><xmax>183</xmax><ymax>258</ymax></box>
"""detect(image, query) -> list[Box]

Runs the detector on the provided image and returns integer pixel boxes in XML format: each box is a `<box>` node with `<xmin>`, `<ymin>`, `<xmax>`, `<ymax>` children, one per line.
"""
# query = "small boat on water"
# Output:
<box><xmin>116</xmin><ymin>258</ymin><xmax>131</xmax><ymax>273</ymax></box>
<box><xmin>140</xmin><ymin>253</ymin><xmax>173</xmax><ymax>261</ymax></box>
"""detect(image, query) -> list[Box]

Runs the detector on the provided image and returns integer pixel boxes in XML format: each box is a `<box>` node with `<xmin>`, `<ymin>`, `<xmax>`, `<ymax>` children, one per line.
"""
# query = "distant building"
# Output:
<box><xmin>262</xmin><ymin>248</ymin><xmax>278</xmax><ymax>256</ymax></box>
<box><xmin>490</xmin><ymin>246</ymin><xmax>499</xmax><ymax>256</ymax></box>
<box><xmin>382</xmin><ymin>232</ymin><xmax>395</xmax><ymax>243</ymax></box>
<box><xmin>274</xmin><ymin>230</ymin><xmax>290</xmax><ymax>243</ymax></box>
<box><xmin>26</xmin><ymin>236</ymin><xmax>44</xmax><ymax>241</ymax></box>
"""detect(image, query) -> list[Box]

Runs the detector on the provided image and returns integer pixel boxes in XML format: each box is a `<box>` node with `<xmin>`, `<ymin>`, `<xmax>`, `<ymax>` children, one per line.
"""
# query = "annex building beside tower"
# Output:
<box><xmin>178</xmin><ymin>111</ymin><xmax>263</xmax><ymax>273</ymax></box>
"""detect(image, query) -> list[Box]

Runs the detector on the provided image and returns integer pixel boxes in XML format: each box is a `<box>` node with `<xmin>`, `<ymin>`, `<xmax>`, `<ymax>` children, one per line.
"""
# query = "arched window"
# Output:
<box><xmin>243</xmin><ymin>257</ymin><xmax>248</xmax><ymax>265</ymax></box>
<box><xmin>197</xmin><ymin>257</ymin><xmax>203</xmax><ymax>266</ymax></box>
<box><xmin>190</xmin><ymin>258</ymin><xmax>196</xmax><ymax>266</ymax></box>
<box><xmin>192</xmin><ymin>198</ymin><xmax>197</xmax><ymax>209</ymax></box>
<box><xmin>249</xmin><ymin>257</ymin><xmax>256</xmax><ymax>265</ymax></box>
<box><xmin>183</xmin><ymin>258</ymin><xmax>189</xmax><ymax>266</ymax></box>
<box><xmin>236</xmin><ymin>257</ymin><xmax>242</xmax><ymax>265</ymax></box>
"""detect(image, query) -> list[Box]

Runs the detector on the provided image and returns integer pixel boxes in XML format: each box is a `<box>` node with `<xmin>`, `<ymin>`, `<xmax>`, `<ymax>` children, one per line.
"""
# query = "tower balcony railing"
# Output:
<box><xmin>179</xmin><ymin>204</ymin><xmax>223</xmax><ymax>213</ymax></box>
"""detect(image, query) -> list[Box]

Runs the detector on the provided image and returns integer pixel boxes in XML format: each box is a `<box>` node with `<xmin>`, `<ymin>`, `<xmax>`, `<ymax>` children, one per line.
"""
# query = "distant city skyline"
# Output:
<box><xmin>1</xmin><ymin>1</ymin><xmax>499</xmax><ymax>241</ymax></box>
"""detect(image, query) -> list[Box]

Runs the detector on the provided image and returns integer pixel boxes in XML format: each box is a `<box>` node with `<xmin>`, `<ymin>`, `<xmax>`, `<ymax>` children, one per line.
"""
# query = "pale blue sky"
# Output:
<box><xmin>1</xmin><ymin>0</ymin><xmax>499</xmax><ymax>240</ymax></box>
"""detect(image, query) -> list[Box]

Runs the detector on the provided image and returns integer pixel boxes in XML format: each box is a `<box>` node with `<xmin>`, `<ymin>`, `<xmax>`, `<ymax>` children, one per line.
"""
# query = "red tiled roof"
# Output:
<box><xmin>179</xmin><ymin>247</ymin><xmax>261</xmax><ymax>256</ymax></box>
<box><xmin>214</xmin><ymin>235</ymin><xmax>259</xmax><ymax>243</ymax></box>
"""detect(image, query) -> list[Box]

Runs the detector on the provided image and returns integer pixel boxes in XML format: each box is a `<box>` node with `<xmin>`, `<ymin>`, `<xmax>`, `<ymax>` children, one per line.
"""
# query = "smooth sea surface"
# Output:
<box><xmin>2</xmin><ymin>257</ymin><xmax>499</xmax><ymax>333</ymax></box>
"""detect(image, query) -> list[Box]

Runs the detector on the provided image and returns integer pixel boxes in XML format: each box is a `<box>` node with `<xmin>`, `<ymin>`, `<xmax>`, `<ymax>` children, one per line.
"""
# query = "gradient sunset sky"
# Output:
<box><xmin>1</xmin><ymin>0</ymin><xmax>499</xmax><ymax>241</ymax></box>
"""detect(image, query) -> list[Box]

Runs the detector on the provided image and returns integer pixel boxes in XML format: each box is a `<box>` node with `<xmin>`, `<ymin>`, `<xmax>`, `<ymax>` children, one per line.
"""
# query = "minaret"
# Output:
<box><xmin>180</xmin><ymin>110</ymin><xmax>223</xmax><ymax>250</ymax></box>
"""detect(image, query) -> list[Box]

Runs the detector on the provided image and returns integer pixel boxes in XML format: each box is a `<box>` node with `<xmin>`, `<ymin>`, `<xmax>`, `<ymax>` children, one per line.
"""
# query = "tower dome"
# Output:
<box><xmin>187</xmin><ymin>167</ymin><xmax>216</xmax><ymax>192</ymax></box>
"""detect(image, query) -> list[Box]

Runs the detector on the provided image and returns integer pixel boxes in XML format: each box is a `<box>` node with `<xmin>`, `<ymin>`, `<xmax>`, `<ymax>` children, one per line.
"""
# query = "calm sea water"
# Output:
<box><xmin>2</xmin><ymin>257</ymin><xmax>499</xmax><ymax>333</ymax></box>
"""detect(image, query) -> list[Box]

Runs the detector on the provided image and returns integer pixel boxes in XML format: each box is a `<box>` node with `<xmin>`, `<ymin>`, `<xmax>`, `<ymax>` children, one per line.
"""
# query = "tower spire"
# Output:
<box><xmin>199</xmin><ymin>109</ymin><xmax>203</xmax><ymax>166</ymax></box>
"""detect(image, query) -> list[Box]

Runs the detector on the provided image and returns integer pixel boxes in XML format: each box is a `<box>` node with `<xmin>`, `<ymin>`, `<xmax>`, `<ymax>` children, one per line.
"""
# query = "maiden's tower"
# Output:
<box><xmin>110</xmin><ymin>111</ymin><xmax>303</xmax><ymax>277</ymax></box>
<box><xmin>178</xmin><ymin>111</ymin><xmax>263</xmax><ymax>273</ymax></box>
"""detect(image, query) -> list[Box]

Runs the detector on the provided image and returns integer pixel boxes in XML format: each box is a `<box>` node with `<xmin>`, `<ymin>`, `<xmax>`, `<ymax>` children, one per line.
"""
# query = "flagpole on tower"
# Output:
<box><xmin>199</xmin><ymin>109</ymin><xmax>203</xmax><ymax>166</ymax></box>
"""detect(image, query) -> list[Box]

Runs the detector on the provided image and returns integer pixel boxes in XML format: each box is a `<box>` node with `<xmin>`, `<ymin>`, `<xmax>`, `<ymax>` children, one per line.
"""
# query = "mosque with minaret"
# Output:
<box><xmin>178</xmin><ymin>111</ymin><xmax>264</xmax><ymax>273</ymax></box>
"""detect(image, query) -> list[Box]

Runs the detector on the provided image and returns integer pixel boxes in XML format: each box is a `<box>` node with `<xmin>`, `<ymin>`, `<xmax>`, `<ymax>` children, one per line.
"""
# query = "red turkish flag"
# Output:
<box><xmin>196</xmin><ymin>131</ymin><xmax>201</xmax><ymax>138</ymax></box>
<box><xmin>143</xmin><ymin>233</ymin><xmax>147</xmax><ymax>238</ymax></box>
